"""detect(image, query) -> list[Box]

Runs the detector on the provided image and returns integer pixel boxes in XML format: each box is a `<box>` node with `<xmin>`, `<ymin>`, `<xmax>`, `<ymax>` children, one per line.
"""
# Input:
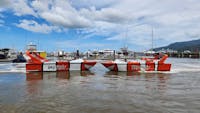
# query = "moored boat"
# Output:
<box><xmin>26</xmin><ymin>42</ymin><xmax>47</xmax><ymax>59</ymax></box>
<box><xmin>0</xmin><ymin>51</ymin><xmax>6</xmax><ymax>59</ymax></box>
<box><xmin>0</xmin><ymin>48</ymin><xmax>17</xmax><ymax>62</ymax></box>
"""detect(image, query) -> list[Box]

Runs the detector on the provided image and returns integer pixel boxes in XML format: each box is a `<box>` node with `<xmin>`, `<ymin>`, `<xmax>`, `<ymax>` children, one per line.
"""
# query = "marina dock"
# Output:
<box><xmin>166</xmin><ymin>52</ymin><xmax>200</xmax><ymax>58</ymax></box>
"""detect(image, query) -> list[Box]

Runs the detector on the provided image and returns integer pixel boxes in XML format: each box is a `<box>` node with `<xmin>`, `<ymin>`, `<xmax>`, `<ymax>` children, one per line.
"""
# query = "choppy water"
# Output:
<box><xmin>0</xmin><ymin>58</ymin><xmax>200</xmax><ymax>113</ymax></box>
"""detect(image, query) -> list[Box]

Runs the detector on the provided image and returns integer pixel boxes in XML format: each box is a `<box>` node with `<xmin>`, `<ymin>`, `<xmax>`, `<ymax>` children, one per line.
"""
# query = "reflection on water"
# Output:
<box><xmin>25</xmin><ymin>71</ymin><xmax>170</xmax><ymax>83</ymax></box>
<box><xmin>26</xmin><ymin>71</ymin><xmax>97</xmax><ymax>81</ymax></box>
<box><xmin>26</xmin><ymin>72</ymin><xmax>43</xmax><ymax>81</ymax></box>
<box><xmin>0</xmin><ymin>70</ymin><xmax>200</xmax><ymax>112</ymax></box>
<box><xmin>26</xmin><ymin>71</ymin><xmax>70</xmax><ymax>81</ymax></box>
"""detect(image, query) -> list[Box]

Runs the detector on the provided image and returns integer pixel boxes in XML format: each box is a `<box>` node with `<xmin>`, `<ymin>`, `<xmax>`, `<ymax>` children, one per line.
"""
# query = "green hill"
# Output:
<box><xmin>154</xmin><ymin>39</ymin><xmax>200</xmax><ymax>52</ymax></box>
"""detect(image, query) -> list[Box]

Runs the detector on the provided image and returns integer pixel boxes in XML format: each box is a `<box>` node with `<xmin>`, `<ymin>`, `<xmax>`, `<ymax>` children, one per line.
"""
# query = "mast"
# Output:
<box><xmin>124</xmin><ymin>26</ymin><xmax>128</xmax><ymax>48</ymax></box>
<box><xmin>151</xmin><ymin>26</ymin><xmax>154</xmax><ymax>52</ymax></box>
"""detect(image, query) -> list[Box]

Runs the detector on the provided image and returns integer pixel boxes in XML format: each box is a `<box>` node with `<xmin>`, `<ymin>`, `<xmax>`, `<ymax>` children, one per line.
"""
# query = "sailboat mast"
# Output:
<box><xmin>151</xmin><ymin>27</ymin><xmax>154</xmax><ymax>51</ymax></box>
<box><xmin>124</xmin><ymin>26</ymin><xmax>128</xmax><ymax>48</ymax></box>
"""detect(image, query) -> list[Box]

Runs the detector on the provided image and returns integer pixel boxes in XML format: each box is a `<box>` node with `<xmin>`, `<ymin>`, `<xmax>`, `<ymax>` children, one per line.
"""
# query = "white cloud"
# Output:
<box><xmin>31</xmin><ymin>0</ymin><xmax>50</xmax><ymax>12</ymax></box>
<box><xmin>30</xmin><ymin>0</ymin><xmax>132</xmax><ymax>28</ymax></box>
<box><xmin>1</xmin><ymin>0</ymin><xmax>200</xmax><ymax>49</ymax></box>
<box><xmin>79</xmin><ymin>7</ymin><xmax>132</xmax><ymax>24</ymax></box>
<box><xmin>107</xmin><ymin>24</ymin><xmax>153</xmax><ymax>47</ymax></box>
<box><xmin>32</xmin><ymin>0</ymin><xmax>91</xmax><ymax>28</ymax></box>
<box><xmin>40</xmin><ymin>8</ymin><xmax>90</xmax><ymax>28</ymax></box>
<box><xmin>0</xmin><ymin>0</ymin><xmax>10</xmax><ymax>12</ymax></box>
<box><xmin>103</xmin><ymin>0</ymin><xmax>200</xmax><ymax>48</ymax></box>
<box><xmin>16</xmin><ymin>20</ymin><xmax>62</xmax><ymax>33</ymax></box>
<box><xmin>11</xmin><ymin>0</ymin><xmax>36</xmax><ymax>16</ymax></box>
<box><xmin>69</xmin><ymin>0</ymin><xmax>118</xmax><ymax>9</ymax></box>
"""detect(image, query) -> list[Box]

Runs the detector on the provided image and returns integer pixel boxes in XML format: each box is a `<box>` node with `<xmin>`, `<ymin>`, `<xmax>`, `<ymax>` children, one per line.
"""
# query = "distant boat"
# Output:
<box><xmin>0</xmin><ymin>48</ymin><xmax>17</xmax><ymax>62</ymax></box>
<box><xmin>120</xmin><ymin>46</ymin><xmax>129</xmax><ymax>56</ymax></box>
<box><xmin>144</xmin><ymin>50</ymin><xmax>156</xmax><ymax>54</ymax></box>
<box><xmin>0</xmin><ymin>51</ymin><xmax>6</xmax><ymax>59</ymax></box>
<box><xmin>26</xmin><ymin>42</ymin><xmax>47</xmax><ymax>59</ymax></box>
<box><xmin>12</xmin><ymin>53</ymin><xmax>26</xmax><ymax>63</ymax></box>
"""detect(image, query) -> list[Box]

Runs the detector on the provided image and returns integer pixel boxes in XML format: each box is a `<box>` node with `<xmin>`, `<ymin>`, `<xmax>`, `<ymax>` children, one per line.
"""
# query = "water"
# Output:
<box><xmin>0</xmin><ymin>58</ymin><xmax>200</xmax><ymax>113</ymax></box>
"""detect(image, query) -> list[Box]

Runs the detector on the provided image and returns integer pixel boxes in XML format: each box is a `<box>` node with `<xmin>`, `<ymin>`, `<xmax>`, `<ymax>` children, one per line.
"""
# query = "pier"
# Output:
<box><xmin>166</xmin><ymin>52</ymin><xmax>200</xmax><ymax>58</ymax></box>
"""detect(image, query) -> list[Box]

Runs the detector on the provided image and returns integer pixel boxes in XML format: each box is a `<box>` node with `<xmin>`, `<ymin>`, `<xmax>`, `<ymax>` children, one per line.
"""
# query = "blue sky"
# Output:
<box><xmin>0</xmin><ymin>0</ymin><xmax>200</xmax><ymax>52</ymax></box>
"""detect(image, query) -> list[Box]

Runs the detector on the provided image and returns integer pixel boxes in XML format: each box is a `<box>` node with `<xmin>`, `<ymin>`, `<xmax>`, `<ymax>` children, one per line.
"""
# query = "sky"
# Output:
<box><xmin>0</xmin><ymin>0</ymin><xmax>200</xmax><ymax>52</ymax></box>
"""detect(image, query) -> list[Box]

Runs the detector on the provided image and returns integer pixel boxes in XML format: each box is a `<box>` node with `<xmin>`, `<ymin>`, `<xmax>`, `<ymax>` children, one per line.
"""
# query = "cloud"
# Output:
<box><xmin>0</xmin><ymin>0</ymin><xmax>10</xmax><ymax>7</ymax></box>
<box><xmin>106</xmin><ymin>24</ymin><xmax>154</xmax><ymax>48</ymax></box>
<box><xmin>69</xmin><ymin>0</ymin><xmax>118</xmax><ymax>9</ymax></box>
<box><xmin>1</xmin><ymin>0</ymin><xmax>200</xmax><ymax>50</ymax></box>
<box><xmin>40</xmin><ymin>9</ymin><xmax>90</xmax><ymax>28</ymax></box>
<box><xmin>12</xmin><ymin>0</ymin><xmax>36</xmax><ymax>16</ymax></box>
<box><xmin>16</xmin><ymin>19</ymin><xmax>62</xmax><ymax>33</ymax></box>
<box><xmin>0</xmin><ymin>0</ymin><xmax>10</xmax><ymax>12</ymax></box>
<box><xmin>80</xmin><ymin>7</ymin><xmax>131</xmax><ymax>24</ymax></box>
<box><xmin>31</xmin><ymin>0</ymin><xmax>131</xmax><ymax>28</ymax></box>
<box><xmin>104</xmin><ymin>0</ymin><xmax>200</xmax><ymax>48</ymax></box>
<box><xmin>32</xmin><ymin>0</ymin><xmax>91</xmax><ymax>28</ymax></box>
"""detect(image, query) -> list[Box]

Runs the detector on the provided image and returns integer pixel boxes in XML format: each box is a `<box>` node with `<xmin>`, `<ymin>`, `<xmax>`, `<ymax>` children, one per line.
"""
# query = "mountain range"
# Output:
<box><xmin>154</xmin><ymin>39</ymin><xmax>200</xmax><ymax>52</ymax></box>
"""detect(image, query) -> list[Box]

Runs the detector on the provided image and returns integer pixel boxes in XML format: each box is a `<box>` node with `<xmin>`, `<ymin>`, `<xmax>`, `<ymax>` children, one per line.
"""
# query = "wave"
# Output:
<box><xmin>0</xmin><ymin>63</ymin><xmax>26</xmax><ymax>73</ymax></box>
<box><xmin>168</xmin><ymin>58</ymin><xmax>200</xmax><ymax>73</ymax></box>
